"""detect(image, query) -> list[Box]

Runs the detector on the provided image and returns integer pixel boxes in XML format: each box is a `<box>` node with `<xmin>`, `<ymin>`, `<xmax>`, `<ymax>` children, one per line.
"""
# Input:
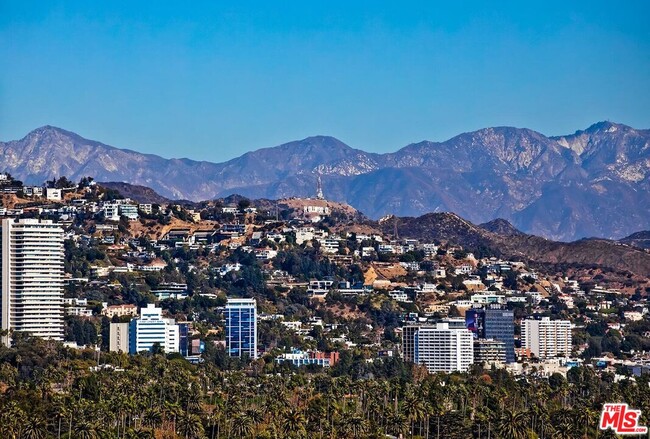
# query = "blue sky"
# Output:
<box><xmin>1</xmin><ymin>1</ymin><xmax>648</xmax><ymax>161</ymax></box>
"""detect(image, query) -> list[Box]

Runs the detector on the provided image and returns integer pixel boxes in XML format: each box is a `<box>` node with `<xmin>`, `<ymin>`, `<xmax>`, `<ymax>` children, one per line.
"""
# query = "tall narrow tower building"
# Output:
<box><xmin>225</xmin><ymin>298</ymin><xmax>258</xmax><ymax>359</ymax></box>
<box><xmin>1</xmin><ymin>218</ymin><xmax>65</xmax><ymax>343</ymax></box>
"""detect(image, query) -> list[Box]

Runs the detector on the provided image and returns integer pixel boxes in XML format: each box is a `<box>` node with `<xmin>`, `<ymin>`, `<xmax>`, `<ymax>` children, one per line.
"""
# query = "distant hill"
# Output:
<box><xmin>98</xmin><ymin>182</ymin><xmax>174</xmax><ymax>205</ymax></box>
<box><xmin>2</xmin><ymin>121</ymin><xmax>648</xmax><ymax>241</ymax></box>
<box><xmin>380</xmin><ymin>213</ymin><xmax>650</xmax><ymax>276</ymax></box>
<box><xmin>619</xmin><ymin>231</ymin><xmax>650</xmax><ymax>250</ymax></box>
<box><xmin>479</xmin><ymin>218</ymin><xmax>525</xmax><ymax>237</ymax></box>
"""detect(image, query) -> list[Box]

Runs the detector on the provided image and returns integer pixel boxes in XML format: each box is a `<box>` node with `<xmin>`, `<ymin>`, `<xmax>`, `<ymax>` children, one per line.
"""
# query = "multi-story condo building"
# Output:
<box><xmin>521</xmin><ymin>317</ymin><xmax>572</xmax><ymax>359</ymax></box>
<box><xmin>401</xmin><ymin>325</ymin><xmax>420</xmax><ymax>363</ymax></box>
<box><xmin>1</xmin><ymin>218</ymin><xmax>64</xmax><ymax>343</ymax></box>
<box><xmin>128</xmin><ymin>304</ymin><xmax>179</xmax><ymax>354</ymax></box>
<box><xmin>473</xmin><ymin>339</ymin><xmax>506</xmax><ymax>365</ymax></box>
<box><xmin>225</xmin><ymin>298</ymin><xmax>257</xmax><ymax>359</ymax></box>
<box><xmin>404</xmin><ymin>323</ymin><xmax>473</xmax><ymax>373</ymax></box>
<box><xmin>466</xmin><ymin>307</ymin><xmax>516</xmax><ymax>363</ymax></box>
<box><xmin>402</xmin><ymin>320</ymin><xmax>466</xmax><ymax>362</ymax></box>
<box><xmin>118</xmin><ymin>204</ymin><xmax>139</xmax><ymax>221</ymax></box>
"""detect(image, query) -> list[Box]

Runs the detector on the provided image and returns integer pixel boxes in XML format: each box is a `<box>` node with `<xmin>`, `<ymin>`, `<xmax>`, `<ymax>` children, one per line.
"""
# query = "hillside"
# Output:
<box><xmin>98</xmin><ymin>182</ymin><xmax>174</xmax><ymax>205</ymax></box>
<box><xmin>619</xmin><ymin>231</ymin><xmax>650</xmax><ymax>250</ymax></box>
<box><xmin>380</xmin><ymin>213</ymin><xmax>650</xmax><ymax>276</ymax></box>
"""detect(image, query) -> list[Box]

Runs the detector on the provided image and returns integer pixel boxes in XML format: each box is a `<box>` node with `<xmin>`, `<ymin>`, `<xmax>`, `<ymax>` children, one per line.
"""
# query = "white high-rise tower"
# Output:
<box><xmin>1</xmin><ymin>218</ymin><xmax>65</xmax><ymax>343</ymax></box>
<box><xmin>521</xmin><ymin>317</ymin><xmax>572</xmax><ymax>359</ymax></box>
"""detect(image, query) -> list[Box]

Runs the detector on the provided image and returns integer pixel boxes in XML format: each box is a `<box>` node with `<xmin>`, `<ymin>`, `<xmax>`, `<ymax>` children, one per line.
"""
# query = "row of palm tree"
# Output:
<box><xmin>0</xmin><ymin>338</ymin><xmax>646</xmax><ymax>438</ymax></box>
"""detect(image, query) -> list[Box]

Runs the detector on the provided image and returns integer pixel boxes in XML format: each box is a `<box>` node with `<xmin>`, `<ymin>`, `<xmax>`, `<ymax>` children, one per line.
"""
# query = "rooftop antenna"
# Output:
<box><xmin>316</xmin><ymin>172</ymin><xmax>324</xmax><ymax>200</ymax></box>
<box><xmin>394</xmin><ymin>215</ymin><xmax>399</xmax><ymax>240</ymax></box>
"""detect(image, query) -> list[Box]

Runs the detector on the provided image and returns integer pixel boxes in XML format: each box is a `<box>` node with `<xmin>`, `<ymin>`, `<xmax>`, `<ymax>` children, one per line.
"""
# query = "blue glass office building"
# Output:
<box><xmin>225</xmin><ymin>298</ymin><xmax>258</xmax><ymax>359</ymax></box>
<box><xmin>466</xmin><ymin>308</ymin><xmax>515</xmax><ymax>363</ymax></box>
<box><xmin>179</xmin><ymin>323</ymin><xmax>190</xmax><ymax>356</ymax></box>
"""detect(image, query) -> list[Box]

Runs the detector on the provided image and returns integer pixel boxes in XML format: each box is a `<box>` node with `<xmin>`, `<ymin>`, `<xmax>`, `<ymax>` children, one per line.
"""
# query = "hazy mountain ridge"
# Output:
<box><xmin>1</xmin><ymin>122</ymin><xmax>648</xmax><ymax>241</ymax></box>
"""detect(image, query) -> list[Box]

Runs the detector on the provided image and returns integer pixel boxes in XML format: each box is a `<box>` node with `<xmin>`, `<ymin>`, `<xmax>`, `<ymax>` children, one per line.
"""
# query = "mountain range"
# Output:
<box><xmin>1</xmin><ymin>122</ymin><xmax>648</xmax><ymax>241</ymax></box>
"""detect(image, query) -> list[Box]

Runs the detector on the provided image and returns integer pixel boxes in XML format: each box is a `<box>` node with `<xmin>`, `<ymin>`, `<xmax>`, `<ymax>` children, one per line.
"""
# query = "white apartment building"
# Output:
<box><xmin>318</xmin><ymin>238</ymin><xmax>341</xmax><ymax>254</ymax></box>
<box><xmin>389</xmin><ymin>290</ymin><xmax>411</xmax><ymax>302</ymax></box>
<box><xmin>129</xmin><ymin>304</ymin><xmax>179</xmax><ymax>354</ymax></box>
<box><xmin>138</xmin><ymin>204</ymin><xmax>153</xmax><ymax>215</ymax></box>
<box><xmin>23</xmin><ymin>186</ymin><xmax>44</xmax><ymax>197</ymax></box>
<box><xmin>521</xmin><ymin>317</ymin><xmax>572</xmax><ymax>359</ymax></box>
<box><xmin>295</xmin><ymin>228</ymin><xmax>315</xmax><ymax>245</ymax></box>
<box><xmin>103</xmin><ymin>203</ymin><xmax>121</xmax><ymax>221</ymax></box>
<box><xmin>119</xmin><ymin>204</ymin><xmax>139</xmax><ymax>220</ymax></box>
<box><xmin>1</xmin><ymin>219</ymin><xmax>65</xmax><ymax>343</ymax></box>
<box><xmin>414</xmin><ymin>323</ymin><xmax>474</xmax><ymax>373</ymax></box>
<box><xmin>45</xmin><ymin>187</ymin><xmax>62</xmax><ymax>201</ymax></box>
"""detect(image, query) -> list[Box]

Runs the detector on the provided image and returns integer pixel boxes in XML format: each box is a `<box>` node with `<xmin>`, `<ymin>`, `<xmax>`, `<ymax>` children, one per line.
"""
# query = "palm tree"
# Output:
<box><xmin>20</xmin><ymin>415</ymin><xmax>48</xmax><ymax>439</ymax></box>
<box><xmin>163</xmin><ymin>400</ymin><xmax>182</xmax><ymax>433</ymax></box>
<box><xmin>387</xmin><ymin>409</ymin><xmax>409</xmax><ymax>438</ymax></box>
<box><xmin>341</xmin><ymin>413</ymin><xmax>369</xmax><ymax>438</ymax></box>
<box><xmin>246</xmin><ymin>406</ymin><xmax>264</xmax><ymax>435</ymax></box>
<box><xmin>177</xmin><ymin>412</ymin><xmax>205</xmax><ymax>439</ymax></box>
<box><xmin>0</xmin><ymin>402</ymin><xmax>25</xmax><ymax>439</ymax></box>
<box><xmin>184</xmin><ymin>390</ymin><xmax>203</xmax><ymax>412</ymax></box>
<box><xmin>230</xmin><ymin>412</ymin><xmax>254</xmax><ymax>439</ymax></box>
<box><xmin>143</xmin><ymin>406</ymin><xmax>163</xmax><ymax>429</ymax></box>
<box><xmin>306</xmin><ymin>395</ymin><xmax>328</xmax><ymax>437</ymax></box>
<box><xmin>573</xmin><ymin>407</ymin><xmax>596</xmax><ymax>439</ymax></box>
<box><xmin>402</xmin><ymin>390</ymin><xmax>427</xmax><ymax>437</ymax></box>
<box><xmin>73</xmin><ymin>419</ymin><xmax>100</xmax><ymax>439</ymax></box>
<box><xmin>281</xmin><ymin>407</ymin><xmax>307</xmax><ymax>438</ymax></box>
<box><xmin>204</xmin><ymin>407</ymin><xmax>221</xmax><ymax>439</ymax></box>
<box><xmin>494</xmin><ymin>409</ymin><xmax>531</xmax><ymax>439</ymax></box>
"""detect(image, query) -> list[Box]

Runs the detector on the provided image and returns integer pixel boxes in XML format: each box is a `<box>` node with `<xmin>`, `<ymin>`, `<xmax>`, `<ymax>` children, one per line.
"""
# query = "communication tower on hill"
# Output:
<box><xmin>316</xmin><ymin>173</ymin><xmax>324</xmax><ymax>200</ymax></box>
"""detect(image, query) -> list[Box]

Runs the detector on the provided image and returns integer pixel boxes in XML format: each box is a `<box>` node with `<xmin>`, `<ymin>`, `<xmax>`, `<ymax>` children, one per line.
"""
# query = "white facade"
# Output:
<box><xmin>1</xmin><ymin>219</ymin><xmax>64</xmax><ymax>343</ymax></box>
<box><xmin>295</xmin><ymin>228</ymin><xmax>315</xmax><ymax>245</ymax></box>
<box><xmin>318</xmin><ymin>238</ymin><xmax>341</xmax><ymax>254</ymax></box>
<box><xmin>45</xmin><ymin>188</ymin><xmax>62</xmax><ymax>201</ymax></box>
<box><xmin>23</xmin><ymin>186</ymin><xmax>44</xmax><ymax>197</ymax></box>
<box><xmin>389</xmin><ymin>290</ymin><xmax>410</xmax><ymax>302</ymax></box>
<box><xmin>521</xmin><ymin>317</ymin><xmax>572</xmax><ymax>359</ymax></box>
<box><xmin>119</xmin><ymin>204</ymin><xmax>139</xmax><ymax>220</ymax></box>
<box><xmin>255</xmin><ymin>248</ymin><xmax>278</xmax><ymax>260</ymax></box>
<box><xmin>414</xmin><ymin>323</ymin><xmax>474</xmax><ymax>373</ymax></box>
<box><xmin>129</xmin><ymin>304</ymin><xmax>179</xmax><ymax>354</ymax></box>
<box><xmin>103</xmin><ymin>203</ymin><xmax>121</xmax><ymax>221</ymax></box>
